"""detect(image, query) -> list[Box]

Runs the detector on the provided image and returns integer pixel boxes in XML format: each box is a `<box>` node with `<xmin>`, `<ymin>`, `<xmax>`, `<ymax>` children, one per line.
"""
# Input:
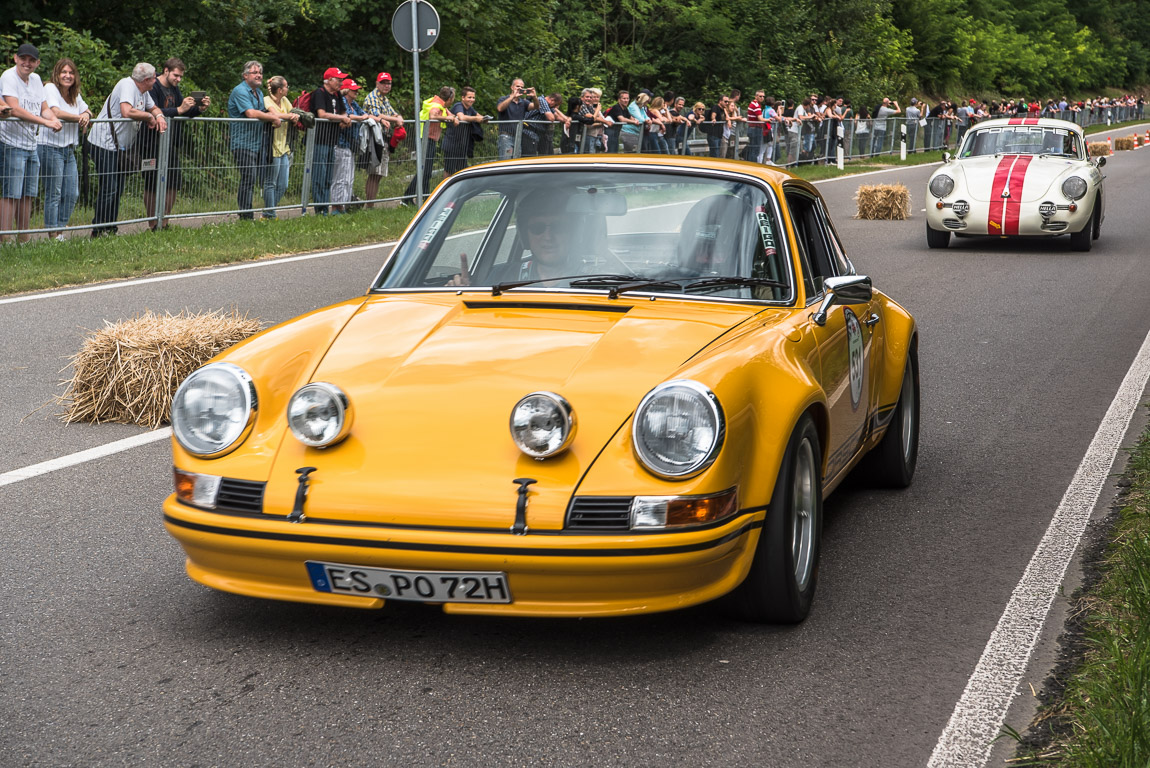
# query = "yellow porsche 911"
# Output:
<box><xmin>164</xmin><ymin>155</ymin><xmax>919</xmax><ymax>623</ymax></box>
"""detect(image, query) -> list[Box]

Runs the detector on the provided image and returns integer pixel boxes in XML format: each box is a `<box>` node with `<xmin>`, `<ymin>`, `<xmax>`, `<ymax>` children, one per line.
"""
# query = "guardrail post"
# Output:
<box><xmin>156</xmin><ymin>123</ymin><xmax>172</xmax><ymax>230</ymax></box>
<box><xmin>837</xmin><ymin>123</ymin><xmax>845</xmax><ymax>170</ymax></box>
<box><xmin>900</xmin><ymin>122</ymin><xmax>907</xmax><ymax>161</ymax></box>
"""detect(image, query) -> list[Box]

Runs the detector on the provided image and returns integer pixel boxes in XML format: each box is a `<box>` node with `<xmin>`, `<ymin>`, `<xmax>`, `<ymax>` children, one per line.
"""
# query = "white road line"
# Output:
<box><xmin>928</xmin><ymin>324</ymin><xmax>1150</xmax><ymax>768</ymax></box>
<box><xmin>0</xmin><ymin>242</ymin><xmax>395</xmax><ymax>306</ymax></box>
<box><xmin>0</xmin><ymin>428</ymin><xmax>172</xmax><ymax>487</ymax></box>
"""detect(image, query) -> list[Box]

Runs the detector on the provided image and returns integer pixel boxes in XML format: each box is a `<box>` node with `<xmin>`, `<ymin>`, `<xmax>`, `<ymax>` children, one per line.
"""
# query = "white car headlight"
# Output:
<box><xmin>633</xmin><ymin>380</ymin><xmax>725</xmax><ymax>479</ymax></box>
<box><xmin>510</xmin><ymin>392</ymin><xmax>576</xmax><ymax>458</ymax></box>
<box><xmin>171</xmin><ymin>362</ymin><xmax>258</xmax><ymax>458</ymax></box>
<box><xmin>288</xmin><ymin>383</ymin><xmax>353</xmax><ymax>448</ymax></box>
<box><xmin>929</xmin><ymin>174</ymin><xmax>955</xmax><ymax>198</ymax></box>
<box><xmin>1061</xmin><ymin>176</ymin><xmax>1088</xmax><ymax>200</ymax></box>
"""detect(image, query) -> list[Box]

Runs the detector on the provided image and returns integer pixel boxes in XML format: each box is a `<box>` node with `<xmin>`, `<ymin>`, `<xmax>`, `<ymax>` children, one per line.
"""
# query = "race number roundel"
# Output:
<box><xmin>844</xmin><ymin>308</ymin><xmax>864</xmax><ymax>411</ymax></box>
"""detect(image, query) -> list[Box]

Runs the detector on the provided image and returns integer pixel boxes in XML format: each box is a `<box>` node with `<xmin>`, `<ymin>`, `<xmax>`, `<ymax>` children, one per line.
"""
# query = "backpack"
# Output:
<box><xmin>291</xmin><ymin>90</ymin><xmax>313</xmax><ymax>131</ymax></box>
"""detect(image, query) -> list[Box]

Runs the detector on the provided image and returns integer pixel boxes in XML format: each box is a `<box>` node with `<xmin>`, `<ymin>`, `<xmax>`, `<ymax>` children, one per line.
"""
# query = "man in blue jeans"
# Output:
<box><xmin>308</xmin><ymin>67</ymin><xmax>351</xmax><ymax>215</ymax></box>
<box><xmin>227</xmin><ymin>60</ymin><xmax>281</xmax><ymax>220</ymax></box>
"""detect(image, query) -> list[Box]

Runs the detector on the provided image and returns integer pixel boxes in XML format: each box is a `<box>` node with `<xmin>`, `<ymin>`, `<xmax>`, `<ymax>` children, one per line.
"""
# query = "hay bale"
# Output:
<box><xmin>59</xmin><ymin>310</ymin><xmax>262</xmax><ymax>428</ymax></box>
<box><xmin>855</xmin><ymin>183</ymin><xmax>911</xmax><ymax>220</ymax></box>
<box><xmin>1113</xmin><ymin>136</ymin><xmax>1135</xmax><ymax>151</ymax></box>
<box><xmin>1087</xmin><ymin>141</ymin><xmax>1110</xmax><ymax>157</ymax></box>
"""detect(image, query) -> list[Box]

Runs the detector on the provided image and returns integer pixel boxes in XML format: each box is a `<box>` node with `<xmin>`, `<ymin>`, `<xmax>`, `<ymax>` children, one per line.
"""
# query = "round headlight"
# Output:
<box><xmin>633</xmin><ymin>380</ymin><xmax>725</xmax><ymax>479</ymax></box>
<box><xmin>288</xmin><ymin>383</ymin><xmax>353</xmax><ymax>448</ymax></box>
<box><xmin>1061</xmin><ymin>176</ymin><xmax>1088</xmax><ymax>201</ymax></box>
<box><xmin>510</xmin><ymin>392</ymin><xmax>575</xmax><ymax>458</ymax></box>
<box><xmin>929</xmin><ymin>174</ymin><xmax>955</xmax><ymax>198</ymax></box>
<box><xmin>171</xmin><ymin>362</ymin><xmax>257</xmax><ymax>458</ymax></box>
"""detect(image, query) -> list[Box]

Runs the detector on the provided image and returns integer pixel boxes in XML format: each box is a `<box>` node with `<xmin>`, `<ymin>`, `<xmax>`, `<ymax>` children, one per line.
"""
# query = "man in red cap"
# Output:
<box><xmin>331</xmin><ymin>78</ymin><xmax>376</xmax><ymax>212</ymax></box>
<box><xmin>363</xmin><ymin>72</ymin><xmax>404</xmax><ymax>206</ymax></box>
<box><xmin>309</xmin><ymin>67</ymin><xmax>352</xmax><ymax>214</ymax></box>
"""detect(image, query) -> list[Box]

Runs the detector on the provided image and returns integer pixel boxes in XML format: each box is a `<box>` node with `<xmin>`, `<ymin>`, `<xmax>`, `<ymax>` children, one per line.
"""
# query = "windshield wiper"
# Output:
<box><xmin>492</xmin><ymin>273</ymin><xmax>633</xmax><ymax>296</ymax></box>
<box><xmin>683</xmin><ymin>276</ymin><xmax>788</xmax><ymax>293</ymax></box>
<box><xmin>570</xmin><ymin>275</ymin><xmax>683</xmax><ymax>298</ymax></box>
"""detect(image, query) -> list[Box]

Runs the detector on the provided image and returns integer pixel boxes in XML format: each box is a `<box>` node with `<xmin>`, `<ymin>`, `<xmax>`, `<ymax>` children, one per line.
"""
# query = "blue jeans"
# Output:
<box><xmin>497</xmin><ymin>133</ymin><xmax>515</xmax><ymax>160</ymax></box>
<box><xmin>312</xmin><ymin>143</ymin><xmax>334</xmax><ymax>214</ymax></box>
<box><xmin>233</xmin><ymin>148</ymin><xmax>268</xmax><ymax>220</ymax></box>
<box><xmin>745</xmin><ymin>132</ymin><xmax>762</xmax><ymax>162</ymax></box>
<box><xmin>264</xmin><ymin>153</ymin><xmax>291</xmax><ymax>217</ymax></box>
<box><xmin>706</xmin><ymin>134</ymin><xmax>721</xmax><ymax>157</ymax></box>
<box><xmin>871</xmin><ymin>131</ymin><xmax>886</xmax><ymax>155</ymax></box>
<box><xmin>38</xmin><ymin>145</ymin><xmax>78</xmax><ymax>229</ymax></box>
<box><xmin>1</xmin><ymin>143</ymin><xmax>40</xmax><ymax>199</ymax></box>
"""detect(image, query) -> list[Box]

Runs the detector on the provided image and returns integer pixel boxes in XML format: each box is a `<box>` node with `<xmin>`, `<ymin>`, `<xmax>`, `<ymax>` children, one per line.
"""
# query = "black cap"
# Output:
<box><xmin>15</xmin><ymin>43</ymin><xmax>40</xmax><ymax>59</ymax></box>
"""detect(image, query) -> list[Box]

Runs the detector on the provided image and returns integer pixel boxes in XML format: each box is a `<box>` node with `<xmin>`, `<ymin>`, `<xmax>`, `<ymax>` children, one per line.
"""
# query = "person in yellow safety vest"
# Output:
<box><xmin>403</xmin><ymin>86</ymin><xmax>457</xmax><ymax>203</ymax></box>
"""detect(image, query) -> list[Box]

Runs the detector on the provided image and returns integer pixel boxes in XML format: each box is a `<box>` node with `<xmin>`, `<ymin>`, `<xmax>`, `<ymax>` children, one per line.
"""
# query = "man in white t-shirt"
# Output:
<box><xmin>86</xmin><ymin>62</ymin><xmax>167</xmax><ymax>236</ymax></box>
<box><xmin>1</xmin><ymin>43</ymin><xmax>63</xmax><ymax>244</ymax></box>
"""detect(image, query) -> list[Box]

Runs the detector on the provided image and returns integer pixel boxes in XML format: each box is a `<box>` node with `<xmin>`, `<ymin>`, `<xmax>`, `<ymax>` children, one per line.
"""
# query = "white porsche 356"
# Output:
<box><xmin>925</xmin><ymin>117</ymin><xmax>1106</xmax><ymax>251</ymax></box>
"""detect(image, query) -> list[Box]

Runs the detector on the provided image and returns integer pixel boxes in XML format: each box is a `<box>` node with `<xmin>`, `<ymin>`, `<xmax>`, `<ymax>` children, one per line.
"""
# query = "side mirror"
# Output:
<box><xmin>943</xmin><ymin>151</ymin><xmax>952</xmax><ymax>163</ymax></box>
<box><xmin>812</xmin><ymin>275</ymin><xmax>873</xmax><ymax>326</ymax></box>
<box><xmin>1095</xmin><ymin>156</ymin><xmax>1106</xmax><ymax>167</ymax></box>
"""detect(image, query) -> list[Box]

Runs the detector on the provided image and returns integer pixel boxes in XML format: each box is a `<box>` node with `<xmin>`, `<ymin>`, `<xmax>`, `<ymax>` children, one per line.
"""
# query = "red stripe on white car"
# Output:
<box><xmin>1003</xmin><ymin>155</ymin><xmax>1033</xmax><ymax>235</ymax></box>
<box><xmin>988</xmin><ymin>155</ymin><xmax>1032</xmax><ymax>235</ymax></box>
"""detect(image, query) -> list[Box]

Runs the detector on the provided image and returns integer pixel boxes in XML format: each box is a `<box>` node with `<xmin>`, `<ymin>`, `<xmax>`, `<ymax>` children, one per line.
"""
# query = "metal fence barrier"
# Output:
<box><xmin>1</xmin><ymin>103</ymin><xmax>1145</xmax><ymax>238</ymax></box>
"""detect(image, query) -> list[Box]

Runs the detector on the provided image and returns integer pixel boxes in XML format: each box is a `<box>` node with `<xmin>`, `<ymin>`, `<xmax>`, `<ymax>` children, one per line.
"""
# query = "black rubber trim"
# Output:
<box><xmin>463</xmin><ymin>301</ymin><xmax>631</xmax><ymax>313</ymax></box>
<box><xmin>163</xmin><ymin>513</ymin><xmax>763</xmax><ymax>557</ymax></box>
<box><xmin>871</xmin><ymin>402</ymin><xmax>898</xmax><ymax>430</ymax></box>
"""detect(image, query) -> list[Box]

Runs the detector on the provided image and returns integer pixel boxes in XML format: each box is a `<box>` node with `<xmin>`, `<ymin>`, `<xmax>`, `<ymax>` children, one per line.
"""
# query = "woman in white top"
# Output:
<box><xmin>37</xmin><ymin>58</ymin><xmax>90</xmax><ymax>239</ymax></box>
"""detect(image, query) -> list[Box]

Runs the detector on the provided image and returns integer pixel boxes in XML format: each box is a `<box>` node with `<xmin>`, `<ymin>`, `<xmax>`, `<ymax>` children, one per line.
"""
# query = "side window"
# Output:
<box><xmin>785</xmin><ymin>190</ymin><xmax>833</xmax><ymax>298</ymax></box>
<box><xmin>815</xmin><ymin>200</ymin><xmax>853</xmax><ymax>276</ymax></box>
<box><xmin>425</xmin><ymin>191</ymin><xmax>507</xmax><ymax>284</ymax></box>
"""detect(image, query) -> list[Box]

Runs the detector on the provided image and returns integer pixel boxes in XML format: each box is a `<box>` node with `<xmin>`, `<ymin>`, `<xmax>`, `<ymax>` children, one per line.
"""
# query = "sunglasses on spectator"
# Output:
<box><xmin>526</xmin><ymin>219</ymin><xmax>568</xmax><ymax>236</ymax></box>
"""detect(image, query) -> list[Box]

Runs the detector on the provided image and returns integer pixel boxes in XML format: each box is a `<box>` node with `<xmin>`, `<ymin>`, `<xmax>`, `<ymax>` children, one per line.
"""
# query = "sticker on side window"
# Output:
<box><xmin>417</xmin><ymin>201</ymin><xmax>456</xmax><ymax>251</ymax></box>
<box><xmin>755</xmin><ymin>206</ymin><xmax>777</xmax><ymax>257</ymax></box>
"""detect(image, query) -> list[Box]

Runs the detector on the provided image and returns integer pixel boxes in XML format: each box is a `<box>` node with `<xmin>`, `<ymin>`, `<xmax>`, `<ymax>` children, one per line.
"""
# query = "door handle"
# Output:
<box><xmin>864</xmin><ymin>313</ymin><xmax>880</xmax><ymax>327</ymax></box>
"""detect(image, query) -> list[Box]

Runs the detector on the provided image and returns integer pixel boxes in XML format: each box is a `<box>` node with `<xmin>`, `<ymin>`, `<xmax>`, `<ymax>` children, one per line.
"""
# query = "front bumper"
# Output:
<box><xmin>925</xmin><ymin>197</ymin><xmax>1090</xmax><ymax>236</ymax></box>
<box><xmin>163</xmin><ymin>494</ymin><xmax>762</xmax><ymax>617</ymax></box>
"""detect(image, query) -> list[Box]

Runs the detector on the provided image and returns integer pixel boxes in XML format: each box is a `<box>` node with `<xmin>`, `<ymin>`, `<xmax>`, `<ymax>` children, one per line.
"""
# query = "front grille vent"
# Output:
<box><xmin>942</xmin><ymin>218</ymin><xmax>967</xmax><ymax>230</ymax></box>
<box><xmin>216</xmin><ymin>478</ymin><xmax>266</xmax><ymax>513</ymax></box>
<box><xmin>566</xmin><ymin>497</ymin><xmax>633</xmax><ymax>530</ymax></box>
<box><xmin>1042</xmin><ymin>221</ymin><xmax>1069</xmax><ymax>232</ymax></box>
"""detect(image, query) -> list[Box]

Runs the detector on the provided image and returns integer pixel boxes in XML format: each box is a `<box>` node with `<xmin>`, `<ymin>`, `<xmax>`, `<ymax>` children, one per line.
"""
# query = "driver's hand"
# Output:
<box><xmin>445</xmin><ymin>253</ymin><xmax>471</xmax><ymax>286</ymax></box>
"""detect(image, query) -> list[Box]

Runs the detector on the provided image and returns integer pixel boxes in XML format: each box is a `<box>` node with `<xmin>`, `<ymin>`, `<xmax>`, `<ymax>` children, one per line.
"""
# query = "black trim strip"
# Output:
<box><xmin>463</xmin><ymin>301</ymin><xmax>631</xmax><ymax>313</ymax></box>
<box><xmin>163</xmin><ymin>513</ymin><xmax>763</xmax><ymax>558</ymax></box>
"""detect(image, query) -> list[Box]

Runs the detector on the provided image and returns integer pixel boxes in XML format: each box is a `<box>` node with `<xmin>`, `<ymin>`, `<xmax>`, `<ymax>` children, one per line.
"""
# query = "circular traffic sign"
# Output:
<box><xmin>392</xmin><ymin>0</ymin><xmax>441</xmax><ymax>53</ymax></box>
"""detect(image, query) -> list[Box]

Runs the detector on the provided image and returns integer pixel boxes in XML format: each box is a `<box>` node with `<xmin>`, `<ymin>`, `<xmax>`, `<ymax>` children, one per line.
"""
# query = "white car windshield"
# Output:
<box><xmin>374</xmin><ymin>170</ymin><xmax>793</xmax><ymax>302</ymax></box>
<box><xmin>959</xmin><ymin>125</ymin><xmax>1084</xmax><ymax>159</ymax></box>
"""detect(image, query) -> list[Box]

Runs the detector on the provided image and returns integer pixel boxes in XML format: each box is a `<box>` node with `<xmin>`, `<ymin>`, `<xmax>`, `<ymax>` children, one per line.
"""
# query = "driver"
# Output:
<box><xmin>449</xmin><ymin>191</ymin><xmax>577</xmax><ymax>285</ymax></box>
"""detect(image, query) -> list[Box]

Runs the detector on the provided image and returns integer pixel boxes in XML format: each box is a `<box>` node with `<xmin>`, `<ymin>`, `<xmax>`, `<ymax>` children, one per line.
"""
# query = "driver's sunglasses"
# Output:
<box><xmin>526</xmin><ymin>219</ymin><xmax>568</xmax><ymax>236</ymax></box>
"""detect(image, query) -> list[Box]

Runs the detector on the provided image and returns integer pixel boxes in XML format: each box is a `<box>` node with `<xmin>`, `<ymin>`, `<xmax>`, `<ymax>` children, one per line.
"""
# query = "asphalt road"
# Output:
<box><xmin>3</xmin><ymin>131</ymin><xmax>1150</xmax><ymax>767</ymax></box>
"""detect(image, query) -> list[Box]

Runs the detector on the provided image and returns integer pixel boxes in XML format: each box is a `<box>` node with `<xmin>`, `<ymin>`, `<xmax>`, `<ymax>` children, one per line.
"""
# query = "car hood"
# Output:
<box><xmin>262</xmin><ymin>293</ymin><xmax>765</xmax><ymax>530</ymax></box>
<box><xmin>955</xmin><ymin>155</ymin><xmax>1083</xmax><ymax>203</ymax></box>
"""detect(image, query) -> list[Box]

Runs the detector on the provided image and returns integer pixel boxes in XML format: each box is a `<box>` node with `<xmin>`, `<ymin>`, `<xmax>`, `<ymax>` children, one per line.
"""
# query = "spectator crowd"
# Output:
<box><xmin>2</xmin><ymin>42</ymin><xmax>1146</xmax><ymax>243</ymax></box>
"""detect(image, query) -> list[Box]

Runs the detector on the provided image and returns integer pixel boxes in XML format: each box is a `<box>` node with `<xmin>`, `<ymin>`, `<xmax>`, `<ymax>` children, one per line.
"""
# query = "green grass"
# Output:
<box><xmin>1010</xmin><ymin>418</ymin><xmax>1150</xmax><ymax>767</ymax></box>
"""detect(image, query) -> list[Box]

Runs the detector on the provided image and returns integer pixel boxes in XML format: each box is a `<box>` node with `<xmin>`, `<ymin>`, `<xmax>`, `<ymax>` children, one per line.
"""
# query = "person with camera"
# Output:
<box><xmin>87</xmin><ymin>62</ymin><xmax>167</xmax><ymax>237</ymax></box>
<box><xmin>496</xmin><ymin>78</ymin><xmax>534</xmax><ymax>160</ymax></box>
<box><xmin>143</xmin><ymin>58</ymin><xmax>209</xmax><ymax>230</ymax></box>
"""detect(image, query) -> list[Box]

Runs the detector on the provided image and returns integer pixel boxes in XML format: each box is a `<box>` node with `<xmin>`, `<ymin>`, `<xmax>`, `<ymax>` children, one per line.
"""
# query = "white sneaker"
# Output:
<box><xmin>54</xmin><ymin>234</ymin><xmax>66</xmax><ymax>242</ymax></box>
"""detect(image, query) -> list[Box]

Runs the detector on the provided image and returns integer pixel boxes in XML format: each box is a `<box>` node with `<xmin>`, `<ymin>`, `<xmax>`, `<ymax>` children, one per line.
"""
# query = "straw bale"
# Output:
<box><xmin>59</xmin><ymin>310</ymin><xmax>262</xmax><ymax>428</ymax></box>
<box><xmin>855</xmin><ymin>183</ymin><xmax>911</xmax><ymax>220</ymax></box>
<box><xmin>1087</xmin><ymin>141</ymin><xmax>1111</xmax><ymax>157</ymax></box>
<box><xmin>1113</xmin><ymin>136</ymin><xmax>1135</xmax><ymax>151</ymax></box>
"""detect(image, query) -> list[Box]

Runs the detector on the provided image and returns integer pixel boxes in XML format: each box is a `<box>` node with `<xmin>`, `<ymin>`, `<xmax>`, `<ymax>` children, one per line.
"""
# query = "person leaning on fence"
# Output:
<box><xmin>496</xmin><ymin>78</ymin><xmax>531</xmax><ymax>160</ymax></box>
<box><xmin>521</xmin><ymin>90</ymin><xmax>560</xmax><ymax>157</ymax></box>
<box><xmin>403</xmin><ymin>86</ymin><xmax>456</xmax><ymax>204</ymax></box>
<box><xmin>443</xmin><ymin>87</ymin><xmax>487</xmax><ymax>176</ymax></box>
<box><xmin>363</xmin><ymin>72</ymin><xmax>403</xmax><ymax>207</ymax></box>
<box><xmin>1</xmin><ymin>43</ymin><xmax>62</xmax><ymax>244</ymax></box>
<box><xmin>262</xmin><ymin>75</ymin><xmax>301</xmax><ymax>218</ymax></box>
<box><xmin>332</xmin><ymin>79</ymin><xmax>374</xmax><ymax>213</ymax></box>
<box><xmin>309</xmin><ymin>67</ymin><xmax>351</xmax><ymax>215</ymax></box>
<box><xmin>86</xmin><ymin>62</ymin><xmax>166</xmax><ymax>237</ymax></box>
<box><xmin>227</xmin><ymin>60</ymin><xmax>281</xmax><ymax>221</ymax></box>
<box><xmin>36</xmin><ymin>57</ymin><xmax>89</xmax><ymax>241</ymax></box>
<box><xmin>142</xmin><ymin>58</ymin><xmax>209</xmax><ymax>230</ymax></box>
<box><xmin>700</xmin><ymin>97</ymin><xmax>727</xmax><ymax>158</ymax></box>
<box><xmin>620</xmin><ymin>92</ymin><xmax>649</xmax><ymax>154</ymax></box>
<box><xmin>537</xmin><ymin>92</ymin><xmax>570</xmax><ymax>155</ymax></box>
<box><xmin>904</xmin><ymin>97</ymin><xmax>921</xmax><ymax>153</ymax></box>
<box><xmin>872</xmin><ymin>97</ymin><xmax>899</xmax><ymax>155</ymax></box>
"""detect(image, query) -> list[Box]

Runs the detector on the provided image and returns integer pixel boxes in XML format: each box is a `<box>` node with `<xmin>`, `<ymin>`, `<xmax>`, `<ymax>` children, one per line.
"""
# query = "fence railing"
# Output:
<box><xmin>1</xmin><ymin>104</ymin><xmax>1145</xmax><ymax>238</ymax></box>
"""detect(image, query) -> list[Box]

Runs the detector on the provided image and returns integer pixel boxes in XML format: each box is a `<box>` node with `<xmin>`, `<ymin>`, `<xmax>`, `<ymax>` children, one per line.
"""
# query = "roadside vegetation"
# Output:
<box><xmin>1009</xmin><ymin>418</ymin><xmax>1150</xmax><ymax>767</ymax></box>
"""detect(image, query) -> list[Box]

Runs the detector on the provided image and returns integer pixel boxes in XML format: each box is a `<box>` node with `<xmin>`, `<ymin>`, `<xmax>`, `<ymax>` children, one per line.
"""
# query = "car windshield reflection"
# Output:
<box><xmin>373</xmin><ymin>170</ymin><xmax>793</xmax><ymax>303</ymax></box>
<box><xmin>960</xmin><ymin>125</ymin><xmax>1084</xmax><ymax>159</ymax></box>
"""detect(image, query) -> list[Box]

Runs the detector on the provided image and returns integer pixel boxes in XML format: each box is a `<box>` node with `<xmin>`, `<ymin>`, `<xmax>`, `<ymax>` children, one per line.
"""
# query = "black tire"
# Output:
<box><xmin>926</xmin><ymin>223</ymin><xmax>950</xmax><ymax>249</ymax></box>
<box><xmin>730</xmin><ymin>415</ymin><xmax>822</xmax><ymax>623</ymax></box>
<box><xmin>1092</xmin><ymin>200</ymin><xmax>1102</xmax><ymax>240</ymax></box>
<box><xmin>1070</xmin><ymin>222</ymin><xmax>1092</xmax><ymax>252</ymax></box>
<box><xmin>860</xmin><ymin>353</ymin><xmax>919</xmax><ymax>488</ymax></box>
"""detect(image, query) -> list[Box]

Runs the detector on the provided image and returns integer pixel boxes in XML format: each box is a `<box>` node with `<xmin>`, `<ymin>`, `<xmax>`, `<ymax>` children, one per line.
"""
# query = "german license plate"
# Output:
<box><xmin>306</xmin><ymin>561</ymin><xmax>512</xmax><ymax>604</ymax></box>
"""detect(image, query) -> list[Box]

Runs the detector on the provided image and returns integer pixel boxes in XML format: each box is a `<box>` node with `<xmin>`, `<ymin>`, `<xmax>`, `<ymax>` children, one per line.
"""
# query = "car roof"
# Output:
<box><xmin>967</xmin><ymin>117</ymin><xmax>1084</xmax><ymax>134</ymax></box>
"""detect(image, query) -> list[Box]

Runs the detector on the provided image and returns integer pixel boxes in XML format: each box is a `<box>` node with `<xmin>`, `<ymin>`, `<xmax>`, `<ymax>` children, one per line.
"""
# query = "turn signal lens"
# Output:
<box><xmin>174</xmin><ymin>469</ymin><xmax>222</xmax><ymax>509</ymax></box>
<box><xmin>630</xmin><ymin>488</ymin><xmax>738</xmax><ymax>529</ymax></box>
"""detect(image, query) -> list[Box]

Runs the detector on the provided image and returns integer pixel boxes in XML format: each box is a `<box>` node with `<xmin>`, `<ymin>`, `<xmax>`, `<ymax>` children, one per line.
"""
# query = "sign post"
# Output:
<box><xmin>392</xmin><ymin>0</ymin><xmax>441</xmax><ymax>206</ymax></box>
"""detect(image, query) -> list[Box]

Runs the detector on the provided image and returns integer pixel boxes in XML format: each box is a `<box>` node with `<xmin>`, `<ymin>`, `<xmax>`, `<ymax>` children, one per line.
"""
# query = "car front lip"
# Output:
<box><xmin>925</xmin><ymin>196</ymin><xmax>1087</xmax><ymax>235</ymax></box>
<box><xmin>163</xmin><ymin>494</ymin><xmax>765</xmax><ymax>616</ymax></box>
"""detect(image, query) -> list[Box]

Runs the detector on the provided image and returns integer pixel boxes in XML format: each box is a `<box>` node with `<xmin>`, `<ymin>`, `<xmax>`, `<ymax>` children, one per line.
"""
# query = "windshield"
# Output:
<box><xmin>959</xmin><ymin>125</ymin><xmax>1084</xmax><ymax>159</ymax></box>
<box><xmin>373</xmin><ymin>170</ymin><xmax>793</xmax><ymax>302</ymax></box>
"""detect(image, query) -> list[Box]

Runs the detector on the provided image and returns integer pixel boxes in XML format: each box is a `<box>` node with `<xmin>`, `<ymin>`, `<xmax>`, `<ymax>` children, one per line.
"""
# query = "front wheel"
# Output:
<box><xmin>1070</xmin><ymin>222</ymin><xmax>1092</xmax><ymax>252</ymax></box>
<box><xmin>926</xmin><ymin>223</ymin><xmax>950</xmax><ymax>249</ymax></box>
<box><xmin>730</xmin><ymin>415</ymin><xmax>823</xmax><ymax>623</ymax></box>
